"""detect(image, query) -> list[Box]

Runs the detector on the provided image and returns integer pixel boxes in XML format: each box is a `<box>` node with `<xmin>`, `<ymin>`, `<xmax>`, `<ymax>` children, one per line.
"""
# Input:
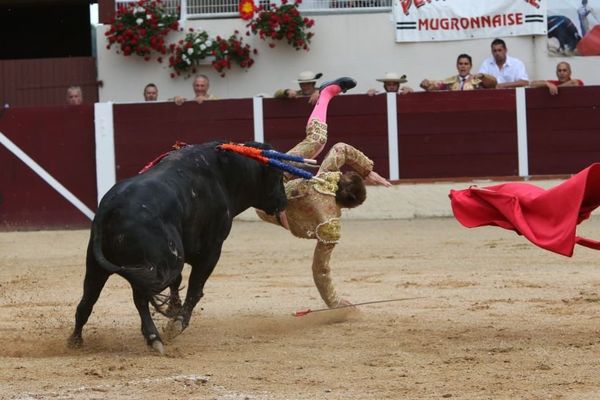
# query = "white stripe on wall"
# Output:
<box><xmin>94</xmin><ymin>102</ymin><xmax>117</xmax><ymax>205</ymax></box>
<box><xmin>253</xmin><ymin>96</ymin><xmax>264</xmax><ymax>143</ymax></box>
<box><xmin>386</xmin><ymin>92</ymin><xmax>399</xmax><ymax>180</ymax></box>
<box><xmin>0</xmin><ymin>131</ymin><xmax>95</xmax><ymax>220</ymax></box>
<box><xmin>515</xmin><ymin>87</ymin><xmax>529</xmax><ymax>177</ymax></box>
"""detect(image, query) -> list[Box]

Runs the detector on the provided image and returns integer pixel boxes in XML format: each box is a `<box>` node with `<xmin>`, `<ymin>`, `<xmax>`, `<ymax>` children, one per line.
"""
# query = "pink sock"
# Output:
<box><xmin>308</xmin><ymin>84</ymin><xmax>342</xmax><ymax>124</ymax></box>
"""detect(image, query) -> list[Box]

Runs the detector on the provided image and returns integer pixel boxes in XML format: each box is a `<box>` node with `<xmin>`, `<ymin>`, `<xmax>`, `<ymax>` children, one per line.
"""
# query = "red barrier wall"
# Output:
<box><xmin>527</xmin><ymin>86</ymin><xmax>600</xmax><ymax>175</ymax></box>
<box><xmin>0</xmin><ymin>105</ymin><xmax>96</xmax><ymax>229</ymax></box>
<box><xmin>397</xmin><ymin>90</ymin><xmax>519</xmax><ymax>178</ymax></box>
<box><xmin>113</xmin><ymin>99</ymin><xmax>255</xmax><ymax>179</ymax></box>
<box><xmin>2</xmin><ymin>88</ymin><xmax>600</xmax><ymax>229</ymax></box>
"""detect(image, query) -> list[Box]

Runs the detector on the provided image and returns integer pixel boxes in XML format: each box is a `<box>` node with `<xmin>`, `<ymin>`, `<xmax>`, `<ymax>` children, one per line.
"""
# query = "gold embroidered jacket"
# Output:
<box><xmin>426</xmin><ymin>73</ymin><xmax>497</xmax><ymax>91</ymax></box>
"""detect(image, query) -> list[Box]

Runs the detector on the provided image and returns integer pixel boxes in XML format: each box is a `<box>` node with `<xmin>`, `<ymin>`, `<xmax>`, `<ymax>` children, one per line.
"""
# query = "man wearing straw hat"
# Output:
<box><xmin>367</xmin><ymin>72</ymin><xmax>413</xmax><ymax>96</ymax></box>
<box><xmin>274</xmin><ymin>71</ymin><xmax>323</xmax><ymax>105</ymax></box>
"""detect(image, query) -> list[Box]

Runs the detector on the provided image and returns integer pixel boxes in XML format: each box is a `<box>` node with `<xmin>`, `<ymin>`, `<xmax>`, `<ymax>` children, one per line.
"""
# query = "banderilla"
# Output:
<box><xmin>293</xmin><ymin>296</ymin><xmax>426</xmax><ymax>317</ymax></box>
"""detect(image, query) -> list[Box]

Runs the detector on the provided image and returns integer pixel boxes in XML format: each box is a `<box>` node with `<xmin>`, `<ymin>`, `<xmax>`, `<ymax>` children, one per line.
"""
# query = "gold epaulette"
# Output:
<box><xmin>314</xmin><ymin>172</ymin><xmax>341</xmax><ymax>196</ymax></box>
<box><xmin>315</xmin><ymin>218</ymin><xmax>341</xmax><ymax>244</ymax></box>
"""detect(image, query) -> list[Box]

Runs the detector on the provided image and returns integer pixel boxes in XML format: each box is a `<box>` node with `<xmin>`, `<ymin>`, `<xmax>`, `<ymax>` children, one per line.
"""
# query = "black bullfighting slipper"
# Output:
<box><xmin>319</xmin><ymin>77</ymin><xmax>357</xmax><ymax>93</ymax></box>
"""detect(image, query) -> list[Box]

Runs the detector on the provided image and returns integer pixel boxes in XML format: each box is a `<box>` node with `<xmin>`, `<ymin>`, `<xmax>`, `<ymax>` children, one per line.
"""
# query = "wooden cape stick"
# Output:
<box><xmin>293</xmin><ymin>297</ymin><xmax>426</xmax><ymax>317</ymax></box>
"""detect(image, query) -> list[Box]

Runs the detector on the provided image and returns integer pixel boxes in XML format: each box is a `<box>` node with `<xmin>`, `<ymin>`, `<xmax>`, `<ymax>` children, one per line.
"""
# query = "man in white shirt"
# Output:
<box><xmin>478</xmin><ymin>38</ymin><xmax>529</xmax><ymax>89</ymax></box>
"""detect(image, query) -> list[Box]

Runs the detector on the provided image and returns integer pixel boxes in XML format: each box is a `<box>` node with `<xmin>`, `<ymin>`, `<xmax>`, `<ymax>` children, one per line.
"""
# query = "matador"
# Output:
<box><xmin>257</xmin><ymin>77</ymin><xmax>391</xmax><ymax>308</ymax></box>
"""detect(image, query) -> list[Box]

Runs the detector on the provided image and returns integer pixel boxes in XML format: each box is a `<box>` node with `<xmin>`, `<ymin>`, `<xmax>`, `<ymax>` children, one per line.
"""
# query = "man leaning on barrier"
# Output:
<box><xmin>530</xmin><ymin>61</ymin><xmax>584</xmax><ymax>95</ymax></box>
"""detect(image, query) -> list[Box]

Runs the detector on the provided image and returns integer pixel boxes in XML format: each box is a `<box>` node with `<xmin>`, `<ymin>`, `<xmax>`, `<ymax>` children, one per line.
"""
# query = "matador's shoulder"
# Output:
<box><xmin>316</xmin><ymin>218</ymin><xmax>341</xmax><ymax>244</ymax></box>
<box><xmin>313</xmin><ymin>171</ymin><xmax>341</xmax><ymax>196</ymax></box>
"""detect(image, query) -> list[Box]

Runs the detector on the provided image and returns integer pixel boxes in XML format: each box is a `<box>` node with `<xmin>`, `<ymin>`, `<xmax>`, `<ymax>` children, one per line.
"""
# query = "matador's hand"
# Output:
<box><xmin>365</xmin><ymin>171</ymin><xmax>392</xmax><ymax>187</ymax></box>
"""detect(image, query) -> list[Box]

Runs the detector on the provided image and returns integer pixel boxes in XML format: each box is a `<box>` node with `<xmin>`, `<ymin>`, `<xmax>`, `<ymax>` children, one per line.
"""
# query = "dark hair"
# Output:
<box><xmin>335</xmin><ymin>171</ymin><xmax>366</xmax><ymax>208</ymax></box>
<box><xmin>144</xmin><ymin>83</ymin><xmax>157</xmax><ymax>91</ymax></box>
<box><xmin>456</xmin><ymin>53</ymin><xmax>472</xmax><ymax>65</ymax></box>
<box><xmin>491</xmin><ymin>38</ymin><xmax>506</xmax><ymax>49</ymax></box>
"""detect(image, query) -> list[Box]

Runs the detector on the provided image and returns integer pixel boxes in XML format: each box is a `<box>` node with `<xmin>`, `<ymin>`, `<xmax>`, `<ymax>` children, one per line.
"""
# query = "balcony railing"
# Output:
<box><xmin>115</xmin><ymin>0</ymin><xmax>392</xmax><ymax>19</ymax></box>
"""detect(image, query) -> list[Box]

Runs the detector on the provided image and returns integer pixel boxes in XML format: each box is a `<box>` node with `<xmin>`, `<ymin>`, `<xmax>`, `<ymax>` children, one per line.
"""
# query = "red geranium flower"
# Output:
<box><xmin>106</xmin><ymin>0</ymin><xmax>179</xmax><ymax>61</ymax></box>
<box><xmin>246</xmin><ymin>0</ymin><xmax>315</xmax><ymax>51</ymax></box>
<box><xmin>211</xmin><ymin>32</ymin><xmax>256</xmax><ymax>77</ymax></box>
<box><xmin>168</xmin><ymin>30</ymin><xmax>216</xmax><ymax>78</ymax></box>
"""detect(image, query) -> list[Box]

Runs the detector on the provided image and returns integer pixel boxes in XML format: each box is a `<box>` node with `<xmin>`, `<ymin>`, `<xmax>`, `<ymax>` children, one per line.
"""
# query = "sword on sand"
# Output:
<box><xmin>293</xmin><ymin>296</ymin><xmax>426</xmax><ymax>317</ymax></box>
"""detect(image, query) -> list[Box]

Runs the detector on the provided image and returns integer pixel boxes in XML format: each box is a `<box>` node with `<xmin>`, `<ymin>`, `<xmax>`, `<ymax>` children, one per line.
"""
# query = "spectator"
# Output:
<box><xmin>274</xmin><ymin>71</ymin><xmax>322</xmax><ymax>105</ymax></box>
<box><xmin>530</xmin><ymin>61</ymin><xmax>584</xmax><ymax>95</ymax></box>
<box><xmin>143</xmin><ymin>83</ymin><xmax>158</xmax><ymax>101</ymax></box>
<box><xmin>66</xmin><ymin>86</ymin><xmax>83</xmax><ymax>105</ymax></box>
<box><xmin>478</xmin><ymin>38</ymin><xmax>529</xmax><ymax>89</ymax></box>
<box><xmin>367</xmin><ymin>72</ymin><xmax>413</xmax><ymax>96</ymax></box>
<box><xmin>173</xmin><ymin>74</ymin><xmax>217</xmax><ymax>105</ymax></box>
<box><xmin>420</xmin><ymin>54</ymin><xmax>497</xmax><ymax>91</ymax></box>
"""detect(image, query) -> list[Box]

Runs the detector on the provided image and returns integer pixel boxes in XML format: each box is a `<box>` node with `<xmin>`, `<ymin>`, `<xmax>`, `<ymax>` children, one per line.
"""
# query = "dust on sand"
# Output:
<box><xmin>2</xmin><ymin>218</ymin><xmax>600</xmax><ymax>399</ymax></box>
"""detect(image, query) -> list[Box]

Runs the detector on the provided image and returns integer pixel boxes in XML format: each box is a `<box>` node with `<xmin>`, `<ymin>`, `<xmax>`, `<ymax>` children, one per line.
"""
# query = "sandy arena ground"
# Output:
<box><xmin>1</xmin><ymin>218</ymin><xmax>600</xmax><ymax>399</ymax></box>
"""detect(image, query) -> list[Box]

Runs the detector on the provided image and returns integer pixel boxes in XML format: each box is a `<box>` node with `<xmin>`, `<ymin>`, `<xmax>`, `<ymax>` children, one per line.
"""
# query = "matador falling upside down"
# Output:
<box><xmin>257</xmin><ymin>77</ymin><xmax>391</xmax><ymax>308</ymax></box>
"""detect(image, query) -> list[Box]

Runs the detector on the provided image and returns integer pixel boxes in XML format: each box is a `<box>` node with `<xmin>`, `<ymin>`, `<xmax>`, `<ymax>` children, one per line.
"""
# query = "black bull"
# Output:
<box><xmin>68</xmin><ymin>142</ymin><xmax>287</xmax><ymax>354</ymax></box>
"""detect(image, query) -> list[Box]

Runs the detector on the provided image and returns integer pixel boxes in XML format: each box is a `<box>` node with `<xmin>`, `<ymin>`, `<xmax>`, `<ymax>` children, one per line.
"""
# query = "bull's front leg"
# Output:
<box><xmin>165</xmin><ymin>274</ymin><xmax>183</xmax><ymax>317</ymax></box>
<box><xmin>163</xmin><ymin>246</ymin><xmax>222</xmax><ymax>341</ymax></box>
<box><xmin>152</xmin><ymin>274</ymin><xmax>183</xmax><ymax>318</ymax></box>
<box><xmin>132</xmin><ymin>289</ymin><xmax>165</xmax><ymax>355</ymax></box>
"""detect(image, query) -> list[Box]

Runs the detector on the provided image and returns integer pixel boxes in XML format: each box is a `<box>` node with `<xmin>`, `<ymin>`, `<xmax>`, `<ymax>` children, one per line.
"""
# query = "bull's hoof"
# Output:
<box><xmin>67</xmin><ymin>334</ymin><xmax>83</xmax><ymax>349</ymax></box>
<box><xmin>150</xmin><ymin>339</ymin><xmax>165</xmax><ymax>355</ymax></box>
<box><xmin>163</xmin><ymin>317</ymin><xmax>184</xmax><ymax>341</ymax></box>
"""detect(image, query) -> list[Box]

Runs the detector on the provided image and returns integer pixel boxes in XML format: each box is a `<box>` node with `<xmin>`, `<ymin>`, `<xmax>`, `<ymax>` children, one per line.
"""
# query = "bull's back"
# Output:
<box><xmin>96</xmin><ymin>146</ymin><xmax>232</xmax><ymax>263</ymax></box>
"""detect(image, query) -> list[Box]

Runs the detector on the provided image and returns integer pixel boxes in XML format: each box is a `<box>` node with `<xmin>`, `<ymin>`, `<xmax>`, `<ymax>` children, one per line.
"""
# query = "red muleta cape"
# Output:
<box><xmin>449</xmin><ymin>163</ymin><xmax>600</xmax><ymax>257</ymax></box>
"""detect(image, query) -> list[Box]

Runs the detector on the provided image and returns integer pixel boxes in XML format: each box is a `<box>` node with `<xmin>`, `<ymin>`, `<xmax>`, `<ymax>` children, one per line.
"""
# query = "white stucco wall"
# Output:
<box><xmin>96</xmin><ymin>12</ymin><xmax>600</xmax><ymax>103</ymax></box>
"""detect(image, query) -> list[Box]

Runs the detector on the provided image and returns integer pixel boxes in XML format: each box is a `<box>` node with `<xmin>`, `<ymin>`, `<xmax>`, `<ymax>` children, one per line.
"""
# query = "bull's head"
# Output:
<box><xmin>217</xmin><ymin>141</ymin><xmax>288</xmax><ymax>225</ymax></box>
<box><xmin>258</xmin><ymin>166</ymin><xmax>287</xmax><ymax>216</ymax></box>
<box><xmin>243</xmin><ymin>141</ymin><xmax>288</xmax><ymax>222</ymax></box>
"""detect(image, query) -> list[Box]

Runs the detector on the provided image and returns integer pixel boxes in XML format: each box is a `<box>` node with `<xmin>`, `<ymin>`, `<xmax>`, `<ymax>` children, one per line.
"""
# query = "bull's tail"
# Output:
<box><xmin>91</xmin><ymin>217</ymin><xmax>125</xmax><ymax>274</ymax></box>
<box><xmin>90</xmin><ymin>218</ymin><xmax>173</xmax><ymax>299</ymax></box>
